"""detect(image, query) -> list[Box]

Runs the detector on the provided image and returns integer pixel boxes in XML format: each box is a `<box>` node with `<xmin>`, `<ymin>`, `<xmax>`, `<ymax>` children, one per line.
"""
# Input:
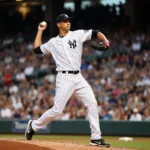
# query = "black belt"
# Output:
<box><xmin>61</xmin><ymin>70</ymin><xmax>79</xmax><ymax>74</ymax></box>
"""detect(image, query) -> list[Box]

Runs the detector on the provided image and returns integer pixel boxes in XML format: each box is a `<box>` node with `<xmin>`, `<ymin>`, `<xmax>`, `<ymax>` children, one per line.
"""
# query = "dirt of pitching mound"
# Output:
<box><xmin>0</xmin><ymin>139</ymin><xmax>137</xmax><ymax>150</ymax></box>
<box><xmin>0</xmin><ymin>140</ymin><xmax>53</xmax><ymax>150</ymax></box>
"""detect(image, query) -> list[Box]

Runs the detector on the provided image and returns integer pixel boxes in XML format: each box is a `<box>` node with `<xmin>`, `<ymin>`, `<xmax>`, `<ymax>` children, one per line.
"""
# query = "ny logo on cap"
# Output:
<box><xmin>68</xmin><ymin>40</ymin><xmax>77</xmax><ymax>49</ymax></box>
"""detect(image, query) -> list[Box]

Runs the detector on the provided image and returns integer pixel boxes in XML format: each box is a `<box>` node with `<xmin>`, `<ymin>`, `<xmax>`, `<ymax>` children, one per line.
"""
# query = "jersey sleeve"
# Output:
<box><xmin>77</xmin><ymin>29</ymin><xmax>92</xmax><ymax>43</ymax></box>
<box><xmin>40</xmin><ymin>40</ymin><xmax>52</xmax><ymax>54</ymax></box>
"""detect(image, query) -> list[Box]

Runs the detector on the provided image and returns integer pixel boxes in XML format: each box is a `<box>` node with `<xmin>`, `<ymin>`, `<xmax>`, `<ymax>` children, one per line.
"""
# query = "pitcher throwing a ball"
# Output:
<box><xmin>25</xmin><ymin>14</ymin><xmax>110</xmax><ymax>148</ymax></box>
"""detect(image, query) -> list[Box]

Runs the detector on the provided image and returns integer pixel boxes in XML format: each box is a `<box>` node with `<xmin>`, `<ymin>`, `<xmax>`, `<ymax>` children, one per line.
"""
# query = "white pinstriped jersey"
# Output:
<box><xmin>32</xmin><ymin>29</ymin><xmax>102</xmax><ymax>140</ymax></box>
<box><xmin>40</xmin><ymin>29</ymin><xmax>92</xmax><ymax>71</ymax></box>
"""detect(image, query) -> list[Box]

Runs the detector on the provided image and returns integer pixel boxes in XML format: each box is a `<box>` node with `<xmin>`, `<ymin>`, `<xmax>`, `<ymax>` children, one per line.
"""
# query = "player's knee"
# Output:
<box><xmin>87</xmin><ymin>102</ymin><xmax>98</xmax><ymax>109</ymax></box>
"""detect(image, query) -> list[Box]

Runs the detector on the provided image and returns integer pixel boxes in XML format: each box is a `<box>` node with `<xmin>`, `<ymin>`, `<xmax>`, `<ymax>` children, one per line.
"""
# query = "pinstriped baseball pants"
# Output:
<box><xmin>32</xmin><ymin>72</ymin><xmax>101</xmax><ymax>140</ymax></box>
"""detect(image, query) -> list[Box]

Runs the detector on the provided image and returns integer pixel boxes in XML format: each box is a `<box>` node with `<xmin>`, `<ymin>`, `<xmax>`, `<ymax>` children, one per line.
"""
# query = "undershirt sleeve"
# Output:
<box><xmin>91</xmin><ymin>30</ymin><xmax>99</xmax><ymax>39</ymax></box>
<box><xmin>33</xmin><ymin>46</ymin><xmax>43</xmax><ymax>54</ymax></box>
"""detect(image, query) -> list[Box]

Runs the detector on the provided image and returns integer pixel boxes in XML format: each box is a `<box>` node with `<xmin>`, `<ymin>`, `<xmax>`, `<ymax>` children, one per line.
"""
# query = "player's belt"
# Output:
<box><xmin>61</xmin><ymin>70</ymin><xmax>79</xmax><ymax>74</ymax></box>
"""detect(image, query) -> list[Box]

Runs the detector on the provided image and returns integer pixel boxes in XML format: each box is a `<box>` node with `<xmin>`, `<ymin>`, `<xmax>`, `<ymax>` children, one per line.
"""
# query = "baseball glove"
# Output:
<box><xmin>91</xmin><ymin>41</ymin><xmax>109</xmax><ymax>51</ymax></box>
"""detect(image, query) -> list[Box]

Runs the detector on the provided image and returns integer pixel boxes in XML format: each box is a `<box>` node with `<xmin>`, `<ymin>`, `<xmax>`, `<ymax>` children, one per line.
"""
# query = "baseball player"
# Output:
<box><xmin>25</xmin><ymin>14</ymin><xmax>110</xmax><ymax>148</ymax></box>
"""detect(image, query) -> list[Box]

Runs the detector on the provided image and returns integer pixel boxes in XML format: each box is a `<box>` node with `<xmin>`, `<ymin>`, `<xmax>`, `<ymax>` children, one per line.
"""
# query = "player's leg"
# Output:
<box><xmin>25</xmin><ymin>73</ymin><xmax>75</xmax><ymax>140</ymax></box>
<box><xmin>75</xmin><ymin>80</ymin><xmax>101</xmax><ymax>140</ymax></box>
<box><xmin>75</xmin><ymin>74</ymin><xmax>110</xmax><ymax>147</ymax></box>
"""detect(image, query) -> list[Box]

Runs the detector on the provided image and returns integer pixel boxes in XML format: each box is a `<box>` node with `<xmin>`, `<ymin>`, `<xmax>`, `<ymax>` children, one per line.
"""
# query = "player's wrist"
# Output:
<box><xmin>105</xmin><ymin>40</ymin><xmax>110</xmax><ymax>47</ymax></box>
<box><xmin>38</xmin><ymin>29</ymin><xmax>44</xmax><ymax>32</ymax></box>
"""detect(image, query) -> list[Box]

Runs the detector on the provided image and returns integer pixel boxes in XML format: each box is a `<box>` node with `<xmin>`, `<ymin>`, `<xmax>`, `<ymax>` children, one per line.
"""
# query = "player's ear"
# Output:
<box><xmin>57</xmin><ymin>23</ymin><xmax>60</xmax><ymax>28</ymax></box>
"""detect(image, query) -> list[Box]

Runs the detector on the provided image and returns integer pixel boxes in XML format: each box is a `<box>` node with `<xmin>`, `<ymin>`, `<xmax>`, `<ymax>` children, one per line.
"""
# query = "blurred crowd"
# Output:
<box><xmin>0</xmin><ymin>2</ymin><xmax>126</xmax><ymax>36</ymax></box>
<box><xmin>69</xmin><ymin>1</ymin><xmax>126</xmax><ymax>29</ymax></box>
<box><xmin>0</xmin><ymin>26</ymin><xmax>150</xmax><ymax>122</ymax></box>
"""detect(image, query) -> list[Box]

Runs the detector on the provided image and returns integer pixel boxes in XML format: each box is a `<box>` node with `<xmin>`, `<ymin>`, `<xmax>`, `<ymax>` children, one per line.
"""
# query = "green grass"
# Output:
<box><xmin>0</xmin><ymin>134</ymin><xmax>150</xmax><ymax>150</ymax></box>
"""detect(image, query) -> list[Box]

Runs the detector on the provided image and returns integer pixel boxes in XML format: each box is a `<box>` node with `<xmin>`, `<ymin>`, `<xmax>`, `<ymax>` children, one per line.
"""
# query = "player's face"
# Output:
<box><xmin>57</xmin><ymin>19</ymin><xmax>71</xmax><ymax>32</ymax></box>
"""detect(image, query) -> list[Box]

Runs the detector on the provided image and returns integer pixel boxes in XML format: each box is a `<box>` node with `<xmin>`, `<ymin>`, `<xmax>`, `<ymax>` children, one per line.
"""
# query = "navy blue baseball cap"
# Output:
<box><xmin>56</xmin><ymin>14</ymin><xmax>72</xmax><ymax>23</ymax></box>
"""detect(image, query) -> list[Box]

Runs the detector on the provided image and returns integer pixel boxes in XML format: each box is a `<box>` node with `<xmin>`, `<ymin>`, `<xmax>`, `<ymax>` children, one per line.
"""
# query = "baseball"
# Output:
<box><xmin>40</xmin><ymin>21</ymin><xmax>47</xmax><ymax>27</ymax></box>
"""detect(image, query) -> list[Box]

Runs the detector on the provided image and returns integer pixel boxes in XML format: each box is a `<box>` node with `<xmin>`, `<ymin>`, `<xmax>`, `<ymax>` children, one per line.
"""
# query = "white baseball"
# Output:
<box><xmin>40</xmin><ymin>21</ymin><xmax>47</xmax><ymax>27</ymax></box>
